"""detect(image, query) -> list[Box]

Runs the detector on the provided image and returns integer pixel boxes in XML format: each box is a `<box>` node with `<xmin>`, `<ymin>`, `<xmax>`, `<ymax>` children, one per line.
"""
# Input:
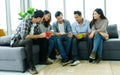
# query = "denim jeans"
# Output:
<box><xmin>57</xmin><ymin>35</ymin><xmax>72</xmax><ymax>60</ymax></box>
<box><xmin>48</xmin><ymin>35</ymin><xmax>57</xmax><ymax>59</ymax></box>
<box><xmin>92</xmin><ymin>33</ymin><xmax>105</xmax><ymax>58</ymax></box>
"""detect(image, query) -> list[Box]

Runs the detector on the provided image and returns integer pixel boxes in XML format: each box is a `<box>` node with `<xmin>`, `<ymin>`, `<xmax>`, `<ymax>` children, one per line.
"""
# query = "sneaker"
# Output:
<box><xmin>71</xmin><ymin>60</ymin><xmax>80</xmax><ymax>66</ymax></box>
<box><xmin>47</xmin><ymin>57</ymin><xmax>54</xmax><ymax>63</ymax></box>
<box><xmin>89</xmin><ymin>58</ymin><xmax>93</xmax><ymax>63</ymax></box>
<box><xmin>39</xmin><ymin>58</ymin><xmax>53</xmax><ymax>65</ymax></box>
<box><xmin>89</xmin><ymin>59</ymin><xmax>96</xmax><ymax>64</ymax></box>
<box><xmin>62</xmin><ymin>59</ymin><xmax>71</xmax><ymax>66</ymax></box>
<box><xmin>28</xmin><ymin>67</ymin><xmax>38</xmax><ymax>74</ymax></box>
<box><xmin>89</xmin><ymin>51</ymin><xmax>96</xmax><ymax>59</ymax></box>
<box><xmin>95</xmin><ymin>57</ymin><xmax>102</xmax><ymax>64</ymax></box>
<box><xmin>45</xmin><ymin>59</ymin><xmax>53</xmax><ymax>65</ymax></box>
<box><xmin>56</xmin><ymin>54</ymin><xmax>62</xmax><ymax>59</ymax></box>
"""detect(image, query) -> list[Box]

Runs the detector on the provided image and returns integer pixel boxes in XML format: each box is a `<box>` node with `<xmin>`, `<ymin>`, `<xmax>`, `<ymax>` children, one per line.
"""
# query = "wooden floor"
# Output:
<box><xmin>38</xmin><ymin>59</ymin><xmax>120</xmax><ymax>75</ymax></box>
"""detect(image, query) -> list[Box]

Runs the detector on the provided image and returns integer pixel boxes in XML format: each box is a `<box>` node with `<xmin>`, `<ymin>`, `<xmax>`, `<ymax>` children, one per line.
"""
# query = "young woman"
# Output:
<box><xmin>39</xmin><ymin>10</ymin><xmax>57</xmax><ymax>62</ymax></box>
<box><xmin>39</xmin><ymin>10</ymin><xmax>51</xmax><ymax>32</ymax></box>
<box><xmin>89</xmin><ymin>8</ymin><xmax>108</xmax><ymax>63</ymax></box>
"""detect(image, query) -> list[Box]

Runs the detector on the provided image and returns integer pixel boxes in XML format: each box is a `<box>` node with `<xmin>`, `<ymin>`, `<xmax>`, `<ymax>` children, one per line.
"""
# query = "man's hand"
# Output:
<box><xmin>56</xmin><ymin>32</ymin><xmax>65</xmax><ymax>36</ymax></box>
<box><xmin>74</xmin><ymin>35</ymin><xmax>81</xmax><ymax>40</ymax></box>
<box><xmin>50</xmin><ymin>30</ymin><xmax>54</xmax><ymax>36</ymax></box>
<box><xmin>67</xmin><ymin>32</ymin><xmax>73</xmax><ymax>37</ymax></box>
<box><xmin>60</xmin><ymin>32</ymin><xmax>65</xmax><ymax>35</ymax></box>
<box><xmin>25</xmin><ymin>32</ymin><xmax>46</xmax><ymax>39</ymax></box>
<box><xmin>26</xmin><ymin>35</ymin><xmax>33</xmax><ymax>39</ymax></box>
<box><xmin>83</xmin><ymin>33</ymin><xmax>86</xmax><ymax>38</ymax></box>
<box><xmin>39</xmin><ymin>32</ymin><xmax>46</xmax><ymax>38</ymax></box>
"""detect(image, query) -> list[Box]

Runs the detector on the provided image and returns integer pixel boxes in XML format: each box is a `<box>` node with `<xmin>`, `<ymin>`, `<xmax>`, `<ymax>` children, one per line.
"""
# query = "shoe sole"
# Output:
<box><xmin>89</xmin><ymin>56</ymin><xmax>95</xmax><ymax>59</ymax></box>
<box><xmin>62</xmin><ymin>61</ymin><xmax>72</xmax><ymax>66</ymax></box>
<box><xmin>70</xmin><ymin>62</ymin><xmax>80</xmax><ymax>66</ymax></box>
<box><xmin>28</xmin><ymin>70</ymin><xmax>38</xmax><ymax>75</ymax></box>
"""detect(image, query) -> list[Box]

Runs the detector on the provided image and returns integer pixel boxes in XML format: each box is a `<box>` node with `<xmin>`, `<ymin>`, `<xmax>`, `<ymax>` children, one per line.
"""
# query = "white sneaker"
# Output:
<box><xmin>56</xmin><ymin>55</ymin><xmax>62</xmax><ymax>59</ymax></box>
<box><xmin>47</xmin><ymin>57</ymin><xmax>54</xmax><ymax>63</ymax></box>
<box><xmin>71</xmin><ymin>60</ymin><xmax>80</xmax><ymax>66</ymax></box>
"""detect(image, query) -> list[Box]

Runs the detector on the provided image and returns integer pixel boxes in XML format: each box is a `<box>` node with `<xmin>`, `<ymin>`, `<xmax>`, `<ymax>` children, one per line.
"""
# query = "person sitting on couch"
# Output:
<box><xmin>52</xmin><ymin>11</ymin><xmax>73</xmax><ymax>66</ymax></box>
<box><xmin>71</xmin><ymin>11</ymin><xmax>92</xmax><ymax>66</ymax></box>
<box><xmin>89</xmin><ymin>8</ymin><xmax>108</xmax><ymax>64</ymax></box>
<box><xmin>10</xmin><ymin>10</ymin><xmax>45</xmax><ymax>74</ymax></box>
<box><xmin>39</xmin><ymin>10</ymin><xmax>57</xmax><ymax>62</ymax></box>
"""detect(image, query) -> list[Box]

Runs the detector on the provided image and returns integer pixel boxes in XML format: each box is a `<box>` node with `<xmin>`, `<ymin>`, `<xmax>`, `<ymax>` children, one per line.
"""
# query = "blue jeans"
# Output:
<box><xmin>92</xmin><ymin>33</ymin><xmax>105</xmax><ymax>58</ymax></box>
<box><xmin>57</xmin><ymin>35</ymin><xmax>72</xmax><ymax>60</ymax></box>
<box><xmin>48</xmin><ymin>35</ymin><xmax>57</xmax><ymax>59</ymax></box>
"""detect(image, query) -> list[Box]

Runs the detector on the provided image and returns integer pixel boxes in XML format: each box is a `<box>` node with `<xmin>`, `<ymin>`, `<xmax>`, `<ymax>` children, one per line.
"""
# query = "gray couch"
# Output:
<box><xmin>0</xmin><ymin>24</ymin><xmax>120</xmax><ymax>72</ymax></box>
<box><xmin>0</xmin><ymin>36</ymin><xmax>40</xmax><ymax>72</ymax></box>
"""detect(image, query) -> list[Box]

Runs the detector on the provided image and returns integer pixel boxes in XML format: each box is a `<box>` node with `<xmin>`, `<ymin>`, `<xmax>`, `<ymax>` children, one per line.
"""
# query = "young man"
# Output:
<box><xmin>71</xmin><ymin>11</ymin><xmax>92</xmax><ymax>66</ymax></box>
<box><xmin>52</xmin><ymin>11</ymin><xmax>72</xmax><ymax>66</ymax></box>
<box><xmin>10</xmin><ymin>10</ymin><xmax>45</xmax><ymax>74</ymax></box>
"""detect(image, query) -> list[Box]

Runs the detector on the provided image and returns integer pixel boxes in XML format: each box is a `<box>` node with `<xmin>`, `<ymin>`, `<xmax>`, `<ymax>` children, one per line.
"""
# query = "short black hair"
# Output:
<box><xmin>33</xmin><ymin>10</ymin><xmax>44</xmax><ymax>18</ymax></box>
<box><xmin>74</xmin><ymin>11</ymin><xmax>82</xmax><ymax>16</ymax></box>
<box><xmin>55</xmin><ymin>11</ymin><xmax>63</xmax><ymax>18</ymax></box>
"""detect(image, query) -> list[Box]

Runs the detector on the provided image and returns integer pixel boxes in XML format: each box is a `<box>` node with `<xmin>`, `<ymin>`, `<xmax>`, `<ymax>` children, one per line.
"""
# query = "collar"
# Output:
<box><xmin>76</xmin><ymin>19</ymin><xmax>85</xmax><ymax>26</ymax></box>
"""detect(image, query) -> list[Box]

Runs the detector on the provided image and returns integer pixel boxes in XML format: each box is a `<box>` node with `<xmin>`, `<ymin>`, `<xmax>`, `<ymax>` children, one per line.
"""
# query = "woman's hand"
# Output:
<box><xmin>89</xmin><ymin>31</ymin><xmax>96</xmax><ymax>39</ymax></box>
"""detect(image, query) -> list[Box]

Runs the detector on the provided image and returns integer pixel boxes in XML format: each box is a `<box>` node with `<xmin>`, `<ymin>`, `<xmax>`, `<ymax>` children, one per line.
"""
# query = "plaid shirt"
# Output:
<box><xmin>11</xmin><ymin>18</ymin><xmax>41</xmax><ymax>46</ymax></box>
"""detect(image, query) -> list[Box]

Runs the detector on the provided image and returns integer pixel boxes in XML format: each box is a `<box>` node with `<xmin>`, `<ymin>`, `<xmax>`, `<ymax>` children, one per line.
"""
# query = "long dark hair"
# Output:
<box><xmin>43</xmin><ymin>10</ymin><xmax>51</xmax><ymax>27</ymax></box>
<box><xmin>90</xmin><ymin>8</ymin><xmax>107</xmax><ymax>28</ymax></box>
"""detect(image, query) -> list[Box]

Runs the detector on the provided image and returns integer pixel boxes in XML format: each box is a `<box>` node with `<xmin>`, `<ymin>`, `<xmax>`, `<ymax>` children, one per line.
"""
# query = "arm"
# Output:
<box><xmin>65</xmin><ymin>20</ymin><xmax>73</xmax><ymax>37</ymax></box>
<box><xmin>11</xmin><ymin>20</ymin><xmax>24</xmax><ymax>40</ymax></box>
<box><xmin>52</xmin><ymin>22</ymin><xmax>65</xmax><ymax>36</ymax></box>
<box><xmin>52</xmin><ymin>22</ymin><xmax>58</xmax><ymax>33</ymax></box>
<box><xmin>71</xmin><ymin>23</ymin><xmax>80</xmax><ymax>39</ymax></box>
<box><xmin>71</xmin><ymin>23</ymin><xmax>77</xmax><ymax>35</ymax></box>
<box><xmin>26</xmin><ymin>32</ymin><xmax>46</xmax><ymax>39</ymax></box>
<box><xmin>83</xmin><ymin>21</ymin><xmax>92</xmax><ymax>37</ymax></box>
<box><xmin>66</xmin><ymin>20</ymin><xmax>72</xmax><ymax>33</ymax></box>
<box><xmin>87</xmin><ymin>21</ymin><xmax>92</xmax><ymax>33</ymax></box>
<box><xmin>89</xmin><ymin>30</ymin><xmax>96</xmax><ymax>39</ymax></box>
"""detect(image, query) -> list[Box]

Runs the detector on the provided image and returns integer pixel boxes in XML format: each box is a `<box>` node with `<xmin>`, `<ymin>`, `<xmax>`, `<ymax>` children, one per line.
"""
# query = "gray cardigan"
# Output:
<box><xmin>52</xmin><ymin>19</ymin><xmax>72</xmax><ymax>34</ymax></box>
<box><xmin>92</xmin><ymin>19</ymin><xmax>108</xmax><ymax>33</ymax></box>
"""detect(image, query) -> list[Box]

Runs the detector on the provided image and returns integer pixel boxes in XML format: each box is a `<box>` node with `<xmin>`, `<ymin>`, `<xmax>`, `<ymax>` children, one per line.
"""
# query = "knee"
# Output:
<box><xmin>72</xmin><ymin>38</ymin><xmax>77</xmax><ymax>42</ymax></box>
<box><xmin>66</xmin><ymin>36</ymin><xmax>72</xmax><ymax>41</ymax></box>
<box><xmin>43</xmin><ymin>38</ymin><xmax>48</xmax><ymax>42</ymax></box>
<box><xmin>57</xmin><ymin>37</ymin><xmax>61</xmax><ymax>41</ymax></box>
<box><xmin>26</xmin><ymin>39</ymin><xmax>33</xmax><ymax>43</ymax></box>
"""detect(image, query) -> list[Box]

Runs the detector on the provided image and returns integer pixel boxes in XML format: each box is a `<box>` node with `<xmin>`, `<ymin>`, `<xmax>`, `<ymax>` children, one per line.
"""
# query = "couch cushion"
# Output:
<box><xmin>107</xmin><ymin>24</ymin><xmax>118</xmax><ymax>38</ymax></box>
<box><xmin>103</xmin><ymin>39</ymin><xmax>120</xmax><ymax>50</ymax></box>
<box><xmin>0</xmin><ymin>36</ymin><xmax>11</xmax><ymax>46</ymax></box>
<box><xmin>0</xmin><ymin>46</ymin><xmax>26</xmax><ymax>72</ymax></box>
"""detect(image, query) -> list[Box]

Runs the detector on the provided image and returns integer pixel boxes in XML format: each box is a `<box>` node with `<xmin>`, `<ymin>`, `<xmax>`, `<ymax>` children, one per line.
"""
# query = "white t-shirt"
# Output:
<box><xmin>30</xmin><ymin>23</ymin><xmax>36</xmax><ymax>35</ymax></box>
<box><xmin>58</xmin><ymin>23</ymin><xmax>64</xmax><ymax>32</ymax></box>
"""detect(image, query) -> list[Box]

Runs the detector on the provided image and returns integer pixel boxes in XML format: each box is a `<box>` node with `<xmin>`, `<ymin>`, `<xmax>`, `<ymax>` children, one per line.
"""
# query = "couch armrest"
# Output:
<box><xmin>0</xmin><ymin>36</ymin><xmax>11</xmax><ymax>46</ymax></box>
